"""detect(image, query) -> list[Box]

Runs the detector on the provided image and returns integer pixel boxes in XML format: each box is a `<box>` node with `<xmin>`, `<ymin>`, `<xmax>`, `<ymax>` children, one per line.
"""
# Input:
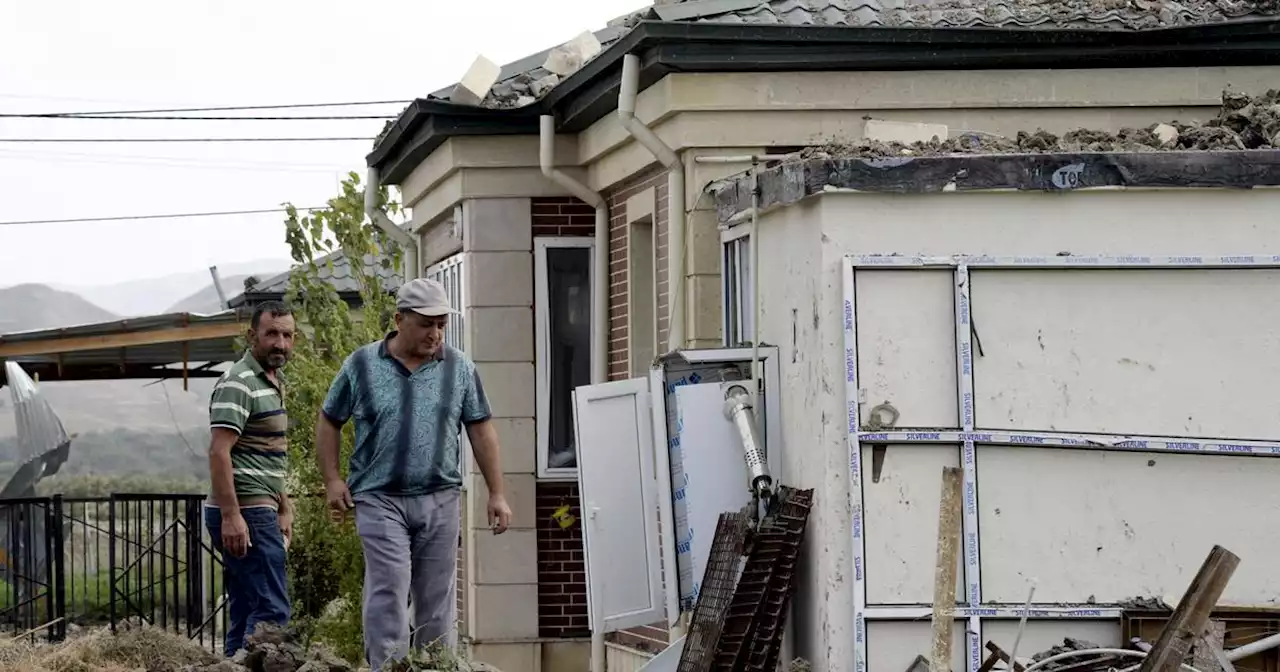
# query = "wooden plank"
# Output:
<box><xmin>1139</xmin><ymin>545</ymin><xmax>1240</xmax><ymax>672</ymax></box>
<box><xmin>930</xmin><ymin>467</ymin><xmax>964</xmax><ymax>672</ymax></box>
<box><xmin>0</xmin><ymin>320</ymin><xmax>242</xmax><ymax>357</ymax></box>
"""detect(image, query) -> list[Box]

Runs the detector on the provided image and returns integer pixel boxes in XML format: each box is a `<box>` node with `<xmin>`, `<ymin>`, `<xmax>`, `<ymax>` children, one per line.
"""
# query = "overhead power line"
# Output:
<box><xmin>0</xmin><ymin>137</ymin><xmax>374</xmax><ymax>143</ymax></box>
<box><xmin>0</xmin><ymin>113</ymin><xmax>398</xmax><ymax>120</ymax></box>
<box><xmin>0</xmin><ymin>207</ymin><xmax>328</xmax><ymax>227</ymax></box>
<box><xmin>8</xmin><ymin>99</ymin><xmax>411</xmax><ymax>116</ymax></box>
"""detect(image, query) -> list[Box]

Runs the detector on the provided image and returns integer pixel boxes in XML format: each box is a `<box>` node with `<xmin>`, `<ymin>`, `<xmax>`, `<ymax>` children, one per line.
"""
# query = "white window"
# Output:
<box><xmin>535</xmin><ymin>237</ymin><xmax>595</xmax><ymax>478</ymax></box>
<box><xmin>425</xmin><ymin>253</ymin><xmax>467</xmax><ymax>351</ymax></box>
<box><xmin>426</xmin><ymin>253</ymin><xmax>470</xmax><ymax>478</ymax></box>
<box><xmin>721</xmin><ymin>228</ymin><xmax>754</xmax><ymax>347</ymax></box>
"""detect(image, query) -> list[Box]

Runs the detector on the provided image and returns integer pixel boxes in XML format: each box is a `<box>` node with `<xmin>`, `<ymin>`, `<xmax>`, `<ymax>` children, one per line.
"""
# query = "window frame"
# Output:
<box><xmin>721</xmin><ymin>225</ymin><xmax>754</xmax><ymax>348</ymax></box>
<box><xmin>425</xmin><ymin>253</ymin><xmax>471</xmax><ymax>478</ymax></box>
<box><xmin>534</xmin><ymin>237</ymin><xmax>596</xmax><ymax>480</ymax></box>
<box><xmin>424</xmin><ymin>253</ymin><xmax>469</xmax><ymax>352</ymax></box>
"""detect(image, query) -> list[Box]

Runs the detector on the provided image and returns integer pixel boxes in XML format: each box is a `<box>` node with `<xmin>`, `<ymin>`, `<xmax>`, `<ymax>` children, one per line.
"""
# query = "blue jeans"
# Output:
<box><xmin>205</xmin><ymin>506</ymin><xmax>291</xmax><ymax>657</ymax></box>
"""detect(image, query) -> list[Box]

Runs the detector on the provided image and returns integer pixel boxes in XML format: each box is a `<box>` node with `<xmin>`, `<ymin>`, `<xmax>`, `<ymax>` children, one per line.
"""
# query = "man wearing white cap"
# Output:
<box><xmin>315</xmin><ymin>277</ymin><xmax>512</xmax><ymax>671</ymax></box>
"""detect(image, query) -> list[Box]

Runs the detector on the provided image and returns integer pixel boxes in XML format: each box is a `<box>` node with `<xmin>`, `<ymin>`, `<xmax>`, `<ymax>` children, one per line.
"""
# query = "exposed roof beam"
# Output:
<box><xmin>0</xmin><ymin>321</ymin><xmax>244</xmax><ymax>358</ymax></box>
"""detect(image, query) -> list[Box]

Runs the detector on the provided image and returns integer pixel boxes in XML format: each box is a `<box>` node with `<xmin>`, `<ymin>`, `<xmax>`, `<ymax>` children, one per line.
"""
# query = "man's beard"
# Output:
<box><xmin>263</xmin><ymin>349</ymin><xmax>289</xmax><ymax>370</ymax></box>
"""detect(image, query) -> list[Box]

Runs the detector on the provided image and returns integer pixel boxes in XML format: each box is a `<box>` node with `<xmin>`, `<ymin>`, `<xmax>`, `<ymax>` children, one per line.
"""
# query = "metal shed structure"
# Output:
<box><xmin>0</xmin><ymin>311</ymin><xmax>245</xmax><ymax>387</ymax></box>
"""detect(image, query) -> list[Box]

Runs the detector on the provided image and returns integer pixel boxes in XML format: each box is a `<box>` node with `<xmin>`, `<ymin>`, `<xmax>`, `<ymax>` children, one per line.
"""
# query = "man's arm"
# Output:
<box><xmin>466</xmin><ymin>419</ymin><xmax>504</xmax><ymax>497</ymax></box>
<box><xmin>316</xmin><ymin>413</ymin><xmax>348</xmax><ymax>490</ymax></box>
<box><xmin>208</xmin><ymin>428</ymin><xmax>241</xmax><ymax>514</ymax></box>
<box><xmin>317</xmin><ymin>360</ymin><xmax>356</xmax><ymax>513</ymax></box>
<box><xmin>208</xmin><ymin>378</ymin><xmax>253</xmax><ymax>557</ymax></box>
<box><xmin>461</xmin><ymin>364</ymin><xmax>510</xmax><ymax>533</ymax></box>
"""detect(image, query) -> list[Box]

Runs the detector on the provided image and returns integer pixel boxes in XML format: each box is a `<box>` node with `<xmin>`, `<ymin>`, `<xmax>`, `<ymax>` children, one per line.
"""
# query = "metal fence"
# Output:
<box><xmin>0</xmin><ymin>494</ymin><xmax>227</xmax><ymax>649</ymax></box>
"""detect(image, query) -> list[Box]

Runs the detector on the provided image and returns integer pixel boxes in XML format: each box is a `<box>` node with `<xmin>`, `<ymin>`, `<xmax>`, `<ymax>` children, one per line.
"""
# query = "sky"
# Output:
<box><xmin>0</xmin><ymin>0</ymin><xmax>645</xmax><ymax>288</ymax></box>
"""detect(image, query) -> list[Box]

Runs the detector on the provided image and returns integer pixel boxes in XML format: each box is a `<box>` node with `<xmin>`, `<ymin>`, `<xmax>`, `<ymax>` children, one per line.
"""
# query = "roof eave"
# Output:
<box><xmin>369</xmin><ymin>18</ymin><xmax>1280</xmax><ymax>182</ymax></box>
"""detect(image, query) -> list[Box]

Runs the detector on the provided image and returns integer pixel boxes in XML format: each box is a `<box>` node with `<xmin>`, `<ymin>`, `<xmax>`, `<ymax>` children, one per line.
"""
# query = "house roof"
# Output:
<box><xmin>369</xmin><ymin>5</ymin><xmax>1280</xmax><ymax>184</ymax></box>
<box><xmin>660</xmin><ymin>0</ymin><xmax>1276</xmax><ymax>31</ymax></box>
<box><xmin>229</xmin><ymin>249</ymin><xmax>401</xmax><ymax>307</ymax></box>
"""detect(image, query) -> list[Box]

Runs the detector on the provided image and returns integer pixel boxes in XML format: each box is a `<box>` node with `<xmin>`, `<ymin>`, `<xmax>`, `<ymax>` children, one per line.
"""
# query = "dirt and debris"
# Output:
<box><xmin>1118</xmin><ymin>595</ymin><xmax>1174</xmax><ymax>610</ymax></box>
<box><xmin>0</xmin><ymin>623</ymin><xmax>360</xmax><ymax>672</ymax></box>
<box><xmin>0</xmin><ymin>623</ymin><xmax>219</xmax><ymax>672</ymax></box>
<box><xmin>803</xmin><ymin>89</ymin><xmax>1280</xmax><ymax>159</ymax></box>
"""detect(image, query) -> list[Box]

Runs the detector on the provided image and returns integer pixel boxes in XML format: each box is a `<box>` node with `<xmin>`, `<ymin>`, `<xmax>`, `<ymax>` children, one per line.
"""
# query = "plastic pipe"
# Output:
<box><xmin>364</xmin><ymin>166</ymin><xmax>419</xmax><ymax>283</ymax></box>
<box><xmin>619</xmin><ymin>53</ymin><xmax>686</xmax><ymax>350</ymax></box>
<box><xmin>538</xmin><ymin>115</ymin><xmax>608</xmax><ymax>385</ymax></box>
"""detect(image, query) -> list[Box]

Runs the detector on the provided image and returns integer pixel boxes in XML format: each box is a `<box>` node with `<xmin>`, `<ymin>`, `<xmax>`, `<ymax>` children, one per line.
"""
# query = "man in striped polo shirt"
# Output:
<box><xmin>317</xmin><ymin>278</ymin><xmax>511</xmax><ymax>671</ymax></box>
<box><xmin>206</xmin><ymin>300</ymin><xmax>295</xmax><ymax>656</ymax></box>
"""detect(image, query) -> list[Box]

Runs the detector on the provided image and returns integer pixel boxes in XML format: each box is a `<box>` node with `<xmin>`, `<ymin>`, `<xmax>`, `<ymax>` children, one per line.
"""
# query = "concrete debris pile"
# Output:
<box><xmin>808</xmin><ymin>89</ymin><xmax>1280</xmax><ymax>159</ymax></box>
<box><xmin>189</xmin><ymin>624</ymin><xmax>354</xmax><ymax>672</ymax></box>
<box><xmin>461</xmin><ymin>30</ymin><xmax>605</xmax><ymax>109</ymax></box>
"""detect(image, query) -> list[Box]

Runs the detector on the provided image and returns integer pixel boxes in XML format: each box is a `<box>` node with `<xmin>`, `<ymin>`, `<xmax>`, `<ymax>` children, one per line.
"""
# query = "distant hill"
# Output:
<box><xmin>56</xmin><ymin>258</ymin><xmax>291</xmax><ymax>316</ymax></box>
<box><xmin>165</xmin><ymin>273</ymin><xmax>264</xmax><ymax>314</ymax></box>
<box><xmin>0</xmin><ymin>283</ymin><xmax>117</xmax><ymax>333</ymax></box>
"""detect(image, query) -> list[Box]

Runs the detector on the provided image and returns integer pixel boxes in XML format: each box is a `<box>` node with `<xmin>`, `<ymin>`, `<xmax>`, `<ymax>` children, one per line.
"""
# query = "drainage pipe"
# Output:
<box><xmin>364</xmin><ymin>166</ymin><xmax>419</xmax><ymax>284</ymax></box>
<box><xmin>538</xmin><ymin>116</ymin><xmax>608</xmax><ymax>386</ymax></box>
<box><xmin>618</xmin><ymin>53</ymin><xmax>686</xmax><ymax>351</ymax></box>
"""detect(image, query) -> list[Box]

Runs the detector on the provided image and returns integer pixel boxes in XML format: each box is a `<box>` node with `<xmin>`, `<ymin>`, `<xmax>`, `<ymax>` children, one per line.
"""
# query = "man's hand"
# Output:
<box><xmin>325</xmin><ymin>478</ymin><xmax>354</xmax><ymax>521</ymax></box>
<box><xmin>487</xmin><ymin>493</ymin><xmax>512</xmax><ymax>535</ymax></box>
<box><xmin>278</xmin><ymin>509</ymin><xmax>294</xmax><ymax>549</ymax></box>
<box><xmin>221</xmin><ymin>511</ymin><xmax>250</xmax><ymax>559</ymax></box>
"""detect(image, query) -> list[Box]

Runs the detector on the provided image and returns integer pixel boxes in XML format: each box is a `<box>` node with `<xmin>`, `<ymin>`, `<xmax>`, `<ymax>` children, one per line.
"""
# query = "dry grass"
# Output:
<box><xmin>0</xmin><ymin>625</ymin><xmax>217</xmax><ymax>672</ymax></box>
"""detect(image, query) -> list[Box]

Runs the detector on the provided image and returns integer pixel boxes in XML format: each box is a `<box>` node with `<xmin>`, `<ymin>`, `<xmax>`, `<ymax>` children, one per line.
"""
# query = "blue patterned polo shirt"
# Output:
<box><xmin>321</xmin><ymin>333</ymin><xmax>491</xmax><ymax>496</ymax></box>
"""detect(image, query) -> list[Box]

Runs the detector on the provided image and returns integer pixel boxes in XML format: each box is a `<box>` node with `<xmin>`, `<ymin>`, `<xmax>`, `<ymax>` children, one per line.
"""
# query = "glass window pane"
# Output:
<box><xmin>547</xmin><ymin>247</ymin><xmax>592</xmax><ymax>470</ymax></box>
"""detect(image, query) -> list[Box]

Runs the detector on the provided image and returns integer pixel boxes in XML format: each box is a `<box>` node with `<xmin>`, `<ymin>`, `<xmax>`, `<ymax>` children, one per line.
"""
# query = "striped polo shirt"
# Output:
<box><xmin>321</xmin><ymin>334</ymin><xmax>490</xmax><ymax>496</ymax></box>
<box><xmin>206</xmin><ymin>351</ymin><xmax>288</xmax><ymax>510</ymax></box>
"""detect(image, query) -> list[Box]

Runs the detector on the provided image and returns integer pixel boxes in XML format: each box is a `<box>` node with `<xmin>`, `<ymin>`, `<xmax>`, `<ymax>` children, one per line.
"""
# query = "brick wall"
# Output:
<box><xmin>528</xmin><ymin>177</ymin><xmax>672</xmax><ymax>644</ymax></box>
<box><xmin>536</xmin><ymin>481</ymin><xmax>590</xmax><ymax>638</ymax></box>
<box><xmin>606</xmin><ymin>169</ymin><xmax>672</xmax><ymax>650</ymax></box>
<box><xmin>530</xmin><ymin>198</ymin><xmax>594</xmax><ymax>638</ymax></box>
<box><xmin>607</xmin><ymin>168</ymin><xmax>670</xmax><ymax>381</ymax></box>
<box><xmin>531</xmin><ymin>197</ymin><xmax>597</xmax><ymax>237</ymax></box>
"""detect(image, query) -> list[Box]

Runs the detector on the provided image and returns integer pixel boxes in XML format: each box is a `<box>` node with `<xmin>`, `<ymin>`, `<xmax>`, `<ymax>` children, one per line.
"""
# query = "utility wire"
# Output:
<box><xmin>0</xmin><ymin>207</ymin><xmax>328</xmax><ymax>227</ymax></box>
<box><xmin>0</xmin><ymin>137</ymin><xmax>374</xmax><ymax>143</ymax></box>
<box><xmin>7</xmin><ymin>99</ymin><xmax>410</xmax><ymax>116</ymax></box>
<box><xmin>0</xmin><ymin>113</ymin><xmax>398</xmax><ymax>120</ymax></box>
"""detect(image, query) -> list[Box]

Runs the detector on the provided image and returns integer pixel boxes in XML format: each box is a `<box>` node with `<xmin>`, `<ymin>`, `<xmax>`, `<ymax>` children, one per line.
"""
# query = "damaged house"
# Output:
<box><xmin>364</xmin><ymin>1</ymin><xmax>1280</xmax><ymax>671</ymax></box>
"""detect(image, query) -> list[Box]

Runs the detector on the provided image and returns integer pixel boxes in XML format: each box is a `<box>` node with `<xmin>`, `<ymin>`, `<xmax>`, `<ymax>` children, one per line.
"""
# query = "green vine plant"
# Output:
<box><xmin>279</xmin><ymin>171</ymin><xmax>402</xmax><ymax>664</ymax></box>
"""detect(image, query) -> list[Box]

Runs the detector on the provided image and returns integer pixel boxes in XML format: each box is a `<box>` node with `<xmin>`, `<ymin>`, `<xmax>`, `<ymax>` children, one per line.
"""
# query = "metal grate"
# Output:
<box><xmin>678</xmin><ymin>508</ymin><xmax>752</xmax><ymax>672</ymax></box>
<box><xmin>425</xmin><ymin>253</ymin><xmax>467</xmax><ymax>351</ymax></box>
<box><xmin>711</xmin><ymin>487</ymin><xmax>815</xmax><ymax>672</ymax></box>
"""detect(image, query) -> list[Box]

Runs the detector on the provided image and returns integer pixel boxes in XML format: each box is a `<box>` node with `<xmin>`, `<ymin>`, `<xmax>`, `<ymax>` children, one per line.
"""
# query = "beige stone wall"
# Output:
<box><xmin>459</xmin><ymin>198</ymin><xmax>539</xmax><ymax>650</ymax></box>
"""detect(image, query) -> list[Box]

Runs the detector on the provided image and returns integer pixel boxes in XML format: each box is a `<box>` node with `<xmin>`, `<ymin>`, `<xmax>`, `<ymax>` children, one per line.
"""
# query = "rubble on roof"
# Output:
<box><xmin>543</xmin><ymin>31</ymin><xmax>603</xmax><ymax>77</ymax></box>
<box><xmin>805</xmin><ymin>89</ymin><xmax>1280</xmax><ymax>159</ymax></box>
<box><xmin>683</xmin><ymin>0</ymin><xmax>1279</xmax><ymax>30</ymax></box>
<box><xmin>452</xmin><ymin>55</ymin><xmax>502</xmax><ymax>107</ymax></box>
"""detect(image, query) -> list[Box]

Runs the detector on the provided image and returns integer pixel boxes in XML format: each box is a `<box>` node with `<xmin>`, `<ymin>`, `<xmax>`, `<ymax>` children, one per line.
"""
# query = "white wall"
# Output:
<box><xmin>752</xmin><ymin>187</ymin><xmax>1280</xmax><ymax>672</ymax></box>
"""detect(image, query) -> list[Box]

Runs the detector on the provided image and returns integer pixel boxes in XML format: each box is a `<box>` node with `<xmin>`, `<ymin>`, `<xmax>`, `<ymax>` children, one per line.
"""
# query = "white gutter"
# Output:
<box><xmin>618</xmin><ymin>53</ymin><xmax>686</xmax><ymax>351</ymax></box>
<box><xmin>364</xmin><ymin>166</ymin><xmax>420</xmax><ymax>284</ymax></box>
<box><xmin>539</xmin><ymin>116</ymin><xmax>609</xmax><ymax>385</ymax></box>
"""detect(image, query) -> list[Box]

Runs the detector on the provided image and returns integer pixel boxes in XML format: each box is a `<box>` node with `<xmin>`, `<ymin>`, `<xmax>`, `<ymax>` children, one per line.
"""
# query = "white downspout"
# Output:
<box><xmin>618</xmin><ymin>53</ymin><xmax>686</xmax><ymax>351</ymax></box>
<box><xmin>538</xmin><ymin>114</ymin><xmax>609</xmax><ymax>672</ymax></box>
<box><xmin>365</xmin><ymin>166</ymin><xmax>419</xmax><ymax>283</ymax></box>
<box><xmin>539</xmin><ymin>116</ymin><xmax>608</xmax><ymax>385</ymax></box>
